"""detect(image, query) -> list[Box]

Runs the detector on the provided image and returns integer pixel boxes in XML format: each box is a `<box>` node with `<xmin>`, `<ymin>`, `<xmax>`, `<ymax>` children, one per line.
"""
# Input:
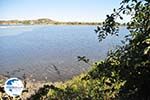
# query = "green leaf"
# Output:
<box><xmin>143</xmin><ymin>39</ymin><xmax>150</xmax><ymax>44</ymax></box>
<box><xmin>120</xmin><ymin>16</ymin><xmax>123</xmax><ymax>20</ymax></box>
<box><xmin>144</xmin><ymin>46</ymin><xmax>150</xmax><ymax>55</ymax></box>
<box><xmin>123</xmin><ymin>10</ymin><xmax>126</xmax><ymax>14</ymax></box>
<box><xmin>135</xmin><ymin>1</ymin><xmax>141</xmax><ymax>10</ymax></box>
<box><xmin>113</xmin><ymin>9</ymin><xmax>116</xmax><ymax>12</ymax></box>
<box><xmin>126</xmin><ymin>5</ymin><xmax>132</xmax><ymax>11</ymax></box>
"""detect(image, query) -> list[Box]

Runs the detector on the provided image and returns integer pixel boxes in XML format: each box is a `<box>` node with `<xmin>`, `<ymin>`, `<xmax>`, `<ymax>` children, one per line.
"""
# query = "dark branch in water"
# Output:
<box><xmin>77</xmin><ymin>56</ymin><xmax>93</xmax><ymax>66</ymax></box>
<box><xmin>51</xmin><ymin>64</ymin><xmax>62</xmax><ymax>80</ymax></box>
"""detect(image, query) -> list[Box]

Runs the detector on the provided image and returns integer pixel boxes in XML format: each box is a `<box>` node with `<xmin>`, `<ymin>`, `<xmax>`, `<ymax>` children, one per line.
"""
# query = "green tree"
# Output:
<box><xmin>92</xmin><ymin>0</ymin><xmax>150</xmax><ymax>99</ymax></box>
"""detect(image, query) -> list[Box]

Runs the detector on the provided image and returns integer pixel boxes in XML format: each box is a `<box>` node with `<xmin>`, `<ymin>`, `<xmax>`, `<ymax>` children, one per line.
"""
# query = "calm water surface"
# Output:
<box><xmin>0</xmin><ymin>25</ymin><xmax>128</xmax><ymax>81</ymax></box>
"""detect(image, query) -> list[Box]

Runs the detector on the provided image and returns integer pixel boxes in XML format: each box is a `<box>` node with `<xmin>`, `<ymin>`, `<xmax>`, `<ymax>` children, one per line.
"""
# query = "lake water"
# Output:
<box><xmin>0</xmin><ymin>25</ymin><xmax>128</xmax><ymax>82</ymax></box>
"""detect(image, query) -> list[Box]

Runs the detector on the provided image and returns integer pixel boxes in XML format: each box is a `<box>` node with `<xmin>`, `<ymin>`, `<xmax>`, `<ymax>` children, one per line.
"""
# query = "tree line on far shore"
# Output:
<box><xmin>0</xmin><ymin>18</ymin><xmax>127</xmax><ymax>26</ymax></box>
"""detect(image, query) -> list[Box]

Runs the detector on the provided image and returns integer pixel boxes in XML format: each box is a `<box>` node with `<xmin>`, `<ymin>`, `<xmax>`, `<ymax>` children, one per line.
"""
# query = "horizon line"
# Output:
<box><xmin>0</xmin><ymin>18</ymin><xmax>102</xmax><ymax>23</ymax></box>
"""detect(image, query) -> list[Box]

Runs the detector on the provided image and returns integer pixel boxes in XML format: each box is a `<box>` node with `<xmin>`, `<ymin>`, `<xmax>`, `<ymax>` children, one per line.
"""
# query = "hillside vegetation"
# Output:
<box><xmin>0</xmin><ymin>18</ymin><xmax>101</xmax><ymax>25</ymax></box>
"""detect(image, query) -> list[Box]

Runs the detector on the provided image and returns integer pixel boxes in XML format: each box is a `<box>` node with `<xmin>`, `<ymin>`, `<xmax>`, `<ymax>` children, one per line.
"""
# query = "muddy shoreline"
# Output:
<box><xmin>0</xmin><ymin>73</ymin><xmax>83</xmax><ymax>99</ymax></box>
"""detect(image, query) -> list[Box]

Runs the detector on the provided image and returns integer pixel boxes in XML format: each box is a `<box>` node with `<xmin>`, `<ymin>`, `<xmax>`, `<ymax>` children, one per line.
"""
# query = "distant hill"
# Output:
<box><xmin>0</xmin><ymin>18</ymin><xmax>101</xmax><ymax>25</ymax></box>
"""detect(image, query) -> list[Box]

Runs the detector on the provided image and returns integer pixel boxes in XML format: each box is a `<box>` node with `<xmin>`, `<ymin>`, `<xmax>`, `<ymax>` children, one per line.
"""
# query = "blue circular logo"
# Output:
<box><xmin>4</xmin><ymin>78</ymin><xmax>24</xmax><ymax>97</ymax></box>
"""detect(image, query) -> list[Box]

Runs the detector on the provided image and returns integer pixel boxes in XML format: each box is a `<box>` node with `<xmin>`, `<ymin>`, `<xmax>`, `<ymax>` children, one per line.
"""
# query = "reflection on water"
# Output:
<box><xmin>0</xmin><ymin>25</ymin><xmax>128</xmax><ymax>81</ymax></box>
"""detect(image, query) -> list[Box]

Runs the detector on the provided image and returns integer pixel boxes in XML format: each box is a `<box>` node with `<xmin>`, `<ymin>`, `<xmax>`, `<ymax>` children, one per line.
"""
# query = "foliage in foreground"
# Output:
<box><xmin>29</xmin><ymin>0</ymin><xmax>150</xmax><ymax>100</ymax></box>
<box><xmin>29</xmin><ymin>72</ymin><xmax>125</xmax><ymax>100</ymax></box>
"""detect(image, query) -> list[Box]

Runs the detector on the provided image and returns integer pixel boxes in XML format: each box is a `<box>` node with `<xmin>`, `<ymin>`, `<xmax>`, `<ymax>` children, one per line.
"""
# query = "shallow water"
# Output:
<box><xmin>0</xmin><ymin>25</ymin><xmax>128</xmax><ymax>81</ymax></box>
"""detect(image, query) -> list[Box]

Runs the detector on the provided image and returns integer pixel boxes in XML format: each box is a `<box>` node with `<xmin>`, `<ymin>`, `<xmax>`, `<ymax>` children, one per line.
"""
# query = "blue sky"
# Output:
<box><xmin>0</xmin><ymin>0</ymin><xmax>129</xmax><ymax>22</ymax></box>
